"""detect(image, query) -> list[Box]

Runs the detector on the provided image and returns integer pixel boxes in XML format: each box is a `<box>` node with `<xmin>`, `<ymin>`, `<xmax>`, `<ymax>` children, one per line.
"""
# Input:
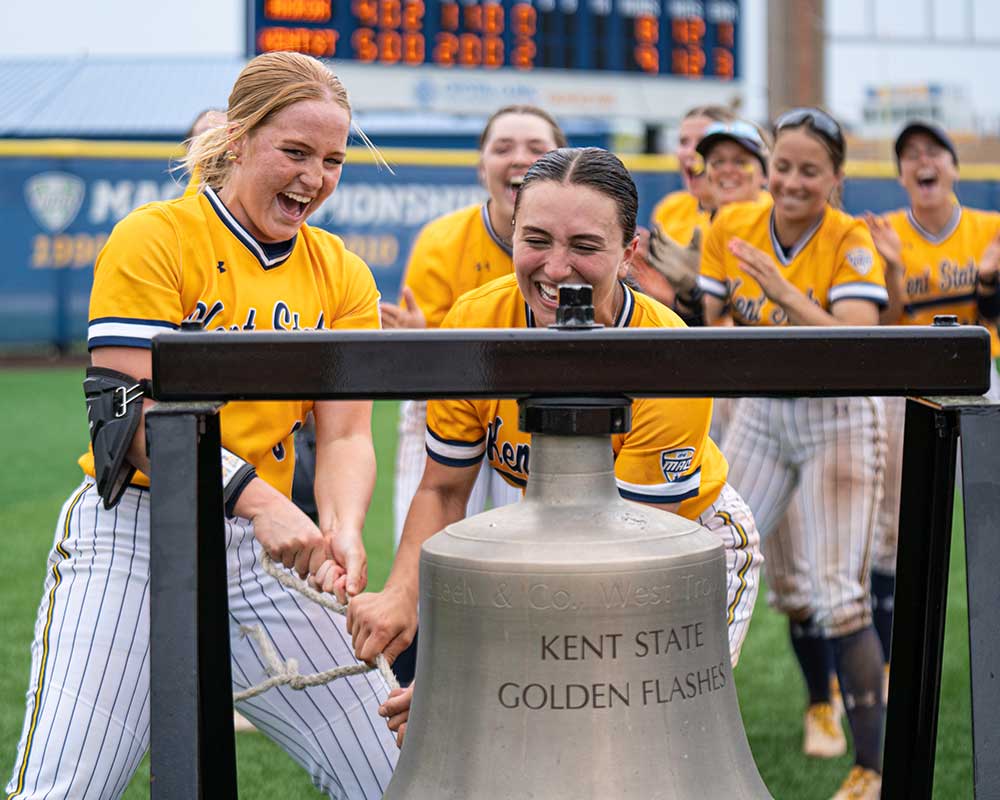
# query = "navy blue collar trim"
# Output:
<box><xmin>770</xmin><ymin>207</ymin><xmax>825</xmax><ymax>266</ymax></box>
<box><xmin>204</xmin><ymin>186</ymin><xmax>296</xmax><ymax>270</ymax></box>
<box><xmin>906</xmin><ymin>205</ymin><xmax>961</xmax><ymax>244</ymax></box>
<box><xmin>482</xmin><ymin>204</ymin><xmax>513</xmax><ymax>257</ymax></box>
<box><xmin>526</xmin><ymin>282</ymin><xmax>634</xmax><ymax>328</ymax></box>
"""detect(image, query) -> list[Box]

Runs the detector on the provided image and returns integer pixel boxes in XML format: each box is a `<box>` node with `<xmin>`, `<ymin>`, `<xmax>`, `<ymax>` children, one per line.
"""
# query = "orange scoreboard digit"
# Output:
<box><xmin>248</xmin><ymin>0</ymin><xmax>740</xmax><ymax>78</ymax></box>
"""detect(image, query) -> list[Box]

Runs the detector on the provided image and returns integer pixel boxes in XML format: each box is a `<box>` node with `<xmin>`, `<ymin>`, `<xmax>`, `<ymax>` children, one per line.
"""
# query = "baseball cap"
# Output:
<box><xmin>696</xmin><ymin>120</ymin><xmax>769</xmax><ymax>176</ymax></box>
<box><xmin>894</xmin><ymin>120</ymin><xmax>958</xmax><ymax>166</ymax></box>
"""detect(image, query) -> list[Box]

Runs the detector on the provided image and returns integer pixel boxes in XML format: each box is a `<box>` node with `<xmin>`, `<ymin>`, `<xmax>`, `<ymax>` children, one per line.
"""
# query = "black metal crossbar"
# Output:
<box><xmin>145</xmin><ymin>325</ymin><xmax>997</xmax><ymax>800</ymax></box>
<box><xmin>151</xmin><ymin>325</ymin><xmax>989</xmax><ymax>400</ymax></box>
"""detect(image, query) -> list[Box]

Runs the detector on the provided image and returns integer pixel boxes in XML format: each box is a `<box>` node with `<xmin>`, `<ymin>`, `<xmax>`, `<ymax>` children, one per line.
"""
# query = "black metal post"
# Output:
<box><xmin>958</xmin><ymin>404</ymin><xmax>1000</xmax><ymax>799</ymax></box>
<box><xmin>882</xmin><ymin>398</ymin><xmax>960</xmax><ymax>800</ymax></box>
<box><xmin>147</xmin><ymin>402</ymin><xmax>237</xmax><ymax>800</ymax></box>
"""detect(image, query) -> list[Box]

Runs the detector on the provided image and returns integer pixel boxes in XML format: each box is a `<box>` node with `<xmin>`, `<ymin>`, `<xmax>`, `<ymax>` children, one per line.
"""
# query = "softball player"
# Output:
<box><xmin>348</xmin><ymin>149</ymin><xmax>761</xmax><ymax>705</ymax></box>
<box><xmin>643</xmin><ymin>119</ymin><xmax>771</xmax><ymax>442</ymax></box>
<box><xmin>699</xmin><ymin>109</ymin><xmax>888</xmax><ymax>800</ymax></box>
<box><xmin>630</xmin><ymin>105</ymin><xmax>736</xmax><ymax>308</ymax></box>
<box><xmin>6</xmin><ymin>53</ymin><xmax>397</xmax><ymax>800</ymax></box>
<box><xmin>381</xmin><ymin>105</ymin><xmax>567</xmax><ymax>547</ymax></box>
<box><xmin>864</xmin><ymin>120</ymin><xmax>1000</xmax><ymax>680</ymax></box>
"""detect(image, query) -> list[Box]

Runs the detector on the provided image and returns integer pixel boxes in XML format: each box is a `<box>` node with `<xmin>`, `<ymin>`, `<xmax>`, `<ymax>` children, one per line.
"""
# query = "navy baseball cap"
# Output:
<box><xmin>696</xmin><ymin>120</ymin><xmax>770</xmax><ymax>175</ymax></box>
<box><xmin>894</xmin><ymin>121</ymin><xmax>958</xmax><ymax>167</ymax></box>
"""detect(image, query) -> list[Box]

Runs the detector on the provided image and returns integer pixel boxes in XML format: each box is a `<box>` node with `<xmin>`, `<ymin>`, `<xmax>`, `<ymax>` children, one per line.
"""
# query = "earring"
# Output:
<box><xmin>225</xmin><ymin>150</ymin><xmax>238</xmax><ymax>161</ymax></box>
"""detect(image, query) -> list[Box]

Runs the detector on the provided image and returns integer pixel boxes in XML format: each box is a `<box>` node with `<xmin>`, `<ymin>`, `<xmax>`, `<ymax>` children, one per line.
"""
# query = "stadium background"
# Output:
<box><xmin>0</xmin><ymin>1</ymin><xmax>994</xmax><ymax>797</ymax></box>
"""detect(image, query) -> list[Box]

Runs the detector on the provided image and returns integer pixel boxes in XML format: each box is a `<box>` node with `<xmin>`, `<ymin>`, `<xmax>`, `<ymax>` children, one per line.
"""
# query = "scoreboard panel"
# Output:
<box><xmin>248</xmin><ymin>0</ymin><xmax>740</xmax><ymax>80</ymax></box>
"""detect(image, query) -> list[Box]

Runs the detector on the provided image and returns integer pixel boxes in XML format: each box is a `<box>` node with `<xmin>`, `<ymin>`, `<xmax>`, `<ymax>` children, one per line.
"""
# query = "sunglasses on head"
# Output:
<box><xmin>774</xmin><ymin>108</ymin><xmax>844</xmax><ymax>149</ymax></box>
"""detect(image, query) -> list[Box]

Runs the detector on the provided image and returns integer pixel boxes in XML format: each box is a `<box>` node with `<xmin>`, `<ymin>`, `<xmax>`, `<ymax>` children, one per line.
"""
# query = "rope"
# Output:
<box><xmin>233</xmin><ymin>551</ymin><xmax>400</xmax><ymax>703</ymax></box>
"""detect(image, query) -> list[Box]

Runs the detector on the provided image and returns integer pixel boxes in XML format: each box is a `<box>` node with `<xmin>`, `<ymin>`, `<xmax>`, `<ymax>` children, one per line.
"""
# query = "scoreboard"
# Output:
<box><xmin>247</xmin><ymin>0</ymin><xmax>741</xmax><ymax>80</ymax></box>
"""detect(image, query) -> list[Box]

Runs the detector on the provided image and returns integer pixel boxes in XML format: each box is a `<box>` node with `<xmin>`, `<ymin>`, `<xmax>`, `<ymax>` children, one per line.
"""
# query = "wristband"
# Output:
<box><xmin>674</xmin><ymin>283</ymin><xmax>704</xmax><ymax>309</ymax></box>
<box><xmin>673</xmin><ymin>285</ymin><xmax>705</xmax><ymax>327</ymax></box>
<box><xmin>978</xmin><ymin>271</ymin><xmax>999</xmax><ymax>288</ymax></box>
<box><xmin>221</xmin><ymin>447</ymin><xmax>257</xmax><ymax>518</ymax></box>
<box><xmin>977</xmin><ymin>289</ymin><xmax>1000</xmax><ymax>319</ymax></box>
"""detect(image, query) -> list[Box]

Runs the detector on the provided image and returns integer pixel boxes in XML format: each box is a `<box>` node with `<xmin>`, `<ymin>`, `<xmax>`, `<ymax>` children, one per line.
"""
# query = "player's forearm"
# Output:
<box><xmin>879</xmin><ymin>263</ymin><xmax>907</xmax><ymax>325</ymax></box>
<box><xmin>314</xmin><ymin>433</ymin><xmax>376</xmax><ymax>537</ymax></box>
<box><xmin>775</xmin><ymin>289</ymin><xmax>840</xmax><ymax>326</ymax></box>
<box><xmin>385</xmin><ymin>483</ymin><xmax>467</xmax><ymax>598</ymax></box>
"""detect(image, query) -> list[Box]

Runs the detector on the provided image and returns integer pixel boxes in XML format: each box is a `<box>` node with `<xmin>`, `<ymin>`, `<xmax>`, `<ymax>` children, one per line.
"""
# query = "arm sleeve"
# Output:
<box><xmin>828</xmin><ymin>224</ymin><xmax>889</xmax><ymax>308</ymax></box>
<box><xmin>87</xmin><ymin>207</ymin><xmax>184</xmax><ymax>349</ymax></box>
<box><xmin>613</xmin><ymin>395</ymin><xmax>715</xmax><ymax>506</ymax></box>
<box><xmin>330</xmin><ymin>250</ymin><xmax>382</xmax><ymax>331</ymax></box>
<box><xmin>424</xmin><ymin>302</ymin><xmax>487</xmax><ymax>467</ymax></box>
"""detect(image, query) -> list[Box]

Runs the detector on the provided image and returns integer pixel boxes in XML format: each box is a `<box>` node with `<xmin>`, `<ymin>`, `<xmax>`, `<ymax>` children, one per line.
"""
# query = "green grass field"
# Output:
<box><xmin>0</xmin><ymin>366</ymin><xmax>973</xmax><ymax>798</ymax></box>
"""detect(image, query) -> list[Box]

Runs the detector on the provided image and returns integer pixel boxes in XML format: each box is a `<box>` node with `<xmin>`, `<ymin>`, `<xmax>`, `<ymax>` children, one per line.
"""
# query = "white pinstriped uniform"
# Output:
<box><xmin>6</xmin><ymin>482</ymin><xmax>398</xmax><ymax>800</ymax></box>
<box><xmin>392</xmin><ymin>400</ymin><xmax>521</xmax><ymax>547</ymax></box>
<box><xmin>721</xmin><ymin>397</ymin><xmax>885</xmax><ymax>635</ymax></box>
<box><xmin>698</xmin><ymin>483</ymin><xmax>760</xmax><ymax>666</ymax></box>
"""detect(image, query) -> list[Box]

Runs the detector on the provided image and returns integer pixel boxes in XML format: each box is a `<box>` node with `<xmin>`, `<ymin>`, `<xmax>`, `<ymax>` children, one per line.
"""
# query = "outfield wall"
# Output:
<box><xmin>2</xmin><ymin>139</ymin><xmax>1000</xmax><ymax>348</ymax></box>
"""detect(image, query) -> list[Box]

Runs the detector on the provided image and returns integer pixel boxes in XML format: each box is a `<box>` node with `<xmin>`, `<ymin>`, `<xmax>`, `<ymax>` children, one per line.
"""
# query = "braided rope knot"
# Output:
<box><xmin>233</xmin><ymin>551</ymin><xmax>399</xmax><ymax>703</ymax></box>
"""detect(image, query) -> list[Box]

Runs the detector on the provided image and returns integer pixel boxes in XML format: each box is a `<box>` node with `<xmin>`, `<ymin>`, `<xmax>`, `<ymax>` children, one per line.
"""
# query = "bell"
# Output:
<box><xmin>384</xmin><ymin>397</ymin><xmax>771</xmax><ymax>799</ymax></box>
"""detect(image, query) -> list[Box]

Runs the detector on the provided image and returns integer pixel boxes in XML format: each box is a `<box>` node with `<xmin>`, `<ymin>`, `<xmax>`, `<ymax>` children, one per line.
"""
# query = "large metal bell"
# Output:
<box><xmin>384</xmin><ymin>399</ymin><xmax>771</xmax><ymax>799</ymax></box>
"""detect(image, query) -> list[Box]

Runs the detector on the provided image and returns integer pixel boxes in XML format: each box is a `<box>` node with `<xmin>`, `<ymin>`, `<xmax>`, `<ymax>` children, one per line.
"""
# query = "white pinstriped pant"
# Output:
<box><xmin>6</xmin><ymin>481</ymin><xmax>398</xmax><ymax>800</ymax></box>
<box><xmin>709</xmin><ymin>397</ymin><xmax>736</xmax><ymax>446</ymax></box>
<box><xmin>873</xmin><ymin>359</ymin><xmax>1000</xmax><ymax>575</ymax></box>
<box><xmin>698</xmin><ymin>482</ymin><xmax>762</xmax><ymax>667</ymax></box>
<box><xmin>721</xmin><ymin>397</ymin><xmax>886</xmax><ymax>637</ymax></box>
<box><xmin>393</xmin><ymin>400</ymin><xmax>522</xmax><ymax>546</ymax></box>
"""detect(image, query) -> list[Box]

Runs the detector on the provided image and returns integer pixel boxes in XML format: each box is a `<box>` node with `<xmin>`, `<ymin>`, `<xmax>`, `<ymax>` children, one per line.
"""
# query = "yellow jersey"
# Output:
<box><xmin>182</xmin><ymin>166</ymin><xmax>202</xmax><ymax>197</ymax></box>
<box><xmin>424</xmin><ymin>275</ymin><xmax>728</xmax><ymax>520</ymax></box>
<box><xmin>885</xmin><ymin>206</ymin><xmax>1000</xmax><ymax>357</ymax></box>
<box><xmin>699</xmin><ymin>201</ymin><xmax>888</xmax><ymax>326</ymax></box>
<box><xmin>403</xmin><ymin>203</ymin><xmax>513</xmax><ymax>329</ymax></box>
<box><xmin>81</xmin><ymin>186</ymin><xmax>382</xmax><ymax>496</ymax></box>
<box><xmin>650</xmin><ymin>190</ymin><xmax>711</xmax><ymax>246</ymax></box>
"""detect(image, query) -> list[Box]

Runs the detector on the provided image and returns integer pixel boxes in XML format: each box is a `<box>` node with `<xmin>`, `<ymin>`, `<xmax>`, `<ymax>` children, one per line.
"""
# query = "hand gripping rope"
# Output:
<box><xmin>233</xmin><ymin>551</ymin><xmax>400</xmax><ymax>702</ymax></box>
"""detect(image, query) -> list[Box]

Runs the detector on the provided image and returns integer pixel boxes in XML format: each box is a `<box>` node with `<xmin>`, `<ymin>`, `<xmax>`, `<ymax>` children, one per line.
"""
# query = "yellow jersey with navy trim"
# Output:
<box><xmin>80</xmin><ymin>186</ymin><xmax>381</xmax><ymax>496</ymax></box>
<box><xmin>424</xmin><ymin>274</ymin><xmax>728</xmax><ymax>520</ymax></box>
<box><xmin>403</xmin><ymin>203</ymin><xmax>513</xmax><ymax>329</ymax></box>
<box><xmin>699</xmin><ymin>201</ymin><xmax>889</xmax><ymax>325</ymax></box>
<box><xmin>885</xmin><ymin>205</ymin><xmax>1000</xmax><ymax>357</ymax></box>
<box><xmin>650</xmin><ymin>190</ymin><xmax>711</xmax><ymax>246</ymax></box>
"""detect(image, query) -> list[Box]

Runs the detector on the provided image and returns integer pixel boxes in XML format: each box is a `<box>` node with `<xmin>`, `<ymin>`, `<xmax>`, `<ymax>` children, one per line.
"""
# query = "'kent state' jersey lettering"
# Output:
<box><xmin>650</xmin><ymin>190</ymin><xmax>710</xmax><ymax>246</ymax></box>
<box><xmin>82</xmin><ymin>186</ymin><xmax>382</xmax><ymax>497</ymax></box>
<box><xmin>885</xmin><ymin>206</ymin><xmax>1000</xmax><ymax>357</ymax></box>
<box><xmin>699</xmin><ymin>201</ymin><xmax>888</xmax><ymax>325</ymax></box>
<box><xmin>402</xmin><ymin>203</ymin><xmax>513</xmax><ymax>328</ymax></box>
<box><xmin>424</xmin><ymin>275</ymin><xmax>729</xmax><ymax>521</ymax></box>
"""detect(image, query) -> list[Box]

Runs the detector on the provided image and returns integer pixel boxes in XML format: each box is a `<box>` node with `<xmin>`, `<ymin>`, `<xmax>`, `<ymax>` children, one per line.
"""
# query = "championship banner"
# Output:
<box><xmin>0</xmin><ymin>141</ymin><xmax>997</xmax><ymax>347</ymax></box>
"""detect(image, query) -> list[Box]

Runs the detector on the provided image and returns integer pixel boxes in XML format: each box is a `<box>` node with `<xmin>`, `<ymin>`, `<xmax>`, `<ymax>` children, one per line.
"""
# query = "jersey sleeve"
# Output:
<box><xmin>403</xmin><ymin>221</ymin><xmax>458</xmax><ymax>329</ymax></box>
<box><xmin>87</xmin><ymin>206</ymin><xmax>183</xmax><ymax>350</ymax></box>
<box><xmin>828</xmin><ymin>223</ymin><xmax>889</xmax><ymax>307</ymax></box>
<box><xmin>424</xmin><ymin>302</ymin><xmax>487</xmax><ymax>468</ymax></box>
<box><xmin>698</xmin><ymin>214</ymin><xmax>730</xmax><ymax>301</ymax></box>
<box><xmin>613</xmin><ymin>395</ymin><xmax>716</xmax><ymax>506</ymax></box>
<box><xmin>329</xmin><ymin>250</ymin><xmax>382</xmax><ymax>330</ymax></box>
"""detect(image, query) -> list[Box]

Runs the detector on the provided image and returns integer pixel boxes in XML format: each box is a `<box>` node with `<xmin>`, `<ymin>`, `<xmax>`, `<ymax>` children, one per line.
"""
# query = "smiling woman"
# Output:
<box><xmin>864</xmin><ymin>120</ymin><xmax>1000</xmax><ymax>731</ymax></box>
<box><xmin>380</xmin><ymin>105</ymin><xmax>567</xmax><ymax>558</ymax></box>
<box><xmin>346</xmin><ymin>148</ymin><xmax>763</xmax><ymax>748</ymax></box>
<box><xmin>697</xmin><ymin>107</ymin><xmax>890</xmax><ymax>800</ymax></box>
<box><xmin>5</xmin><ymin>52</ymin><xmax>399</xmax><ymax>800</ymax></box>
